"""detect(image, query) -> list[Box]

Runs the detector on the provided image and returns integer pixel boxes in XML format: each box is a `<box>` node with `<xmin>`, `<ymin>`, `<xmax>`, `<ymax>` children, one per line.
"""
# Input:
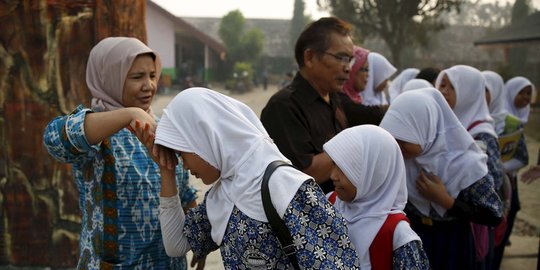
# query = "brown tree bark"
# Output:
<box><xmin>0</xmin><ymin>0</ymin><xmax>147</xmax><ymax>267</ymax></box>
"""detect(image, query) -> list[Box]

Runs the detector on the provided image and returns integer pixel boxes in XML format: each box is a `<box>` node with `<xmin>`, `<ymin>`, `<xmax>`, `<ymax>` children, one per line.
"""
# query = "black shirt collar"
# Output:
<box><xmin>291</xmin><ymin>73</ymin><xmax>340</xmax><ymax>109</ymax></box>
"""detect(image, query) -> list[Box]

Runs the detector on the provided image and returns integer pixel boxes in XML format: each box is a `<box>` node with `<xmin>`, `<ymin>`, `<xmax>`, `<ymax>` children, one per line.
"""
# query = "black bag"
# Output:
<box><xmin>261</xmin><ymin>160</ymin><xmax>301</xmax><ymax>270</ymax></box>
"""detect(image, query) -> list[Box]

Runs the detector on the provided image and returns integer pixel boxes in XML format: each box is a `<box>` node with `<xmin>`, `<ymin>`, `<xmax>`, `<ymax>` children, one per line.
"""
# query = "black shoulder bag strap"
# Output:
<box><xmin>261</xmin><ymin>160</ymin><xmax>301</xmax><ymax>270</ymax></box>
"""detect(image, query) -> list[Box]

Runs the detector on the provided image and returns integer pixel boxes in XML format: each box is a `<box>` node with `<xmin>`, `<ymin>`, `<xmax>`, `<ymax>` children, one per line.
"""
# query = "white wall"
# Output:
<box><xmin>146</xmin><ymin>3</ymin><xmax>175</xmax><ymax>69</ymax></box>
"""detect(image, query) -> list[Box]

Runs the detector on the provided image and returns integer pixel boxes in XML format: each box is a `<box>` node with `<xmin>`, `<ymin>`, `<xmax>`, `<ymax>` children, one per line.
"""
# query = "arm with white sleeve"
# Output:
<box><xmin>159</xmin><ymin>167</ymin><xmax>191</xmax><ymax>257</ymax></box>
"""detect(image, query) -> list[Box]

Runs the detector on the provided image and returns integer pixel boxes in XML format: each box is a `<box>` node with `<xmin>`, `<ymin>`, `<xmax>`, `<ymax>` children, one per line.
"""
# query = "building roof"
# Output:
<box><xmin>184</xmin><ymin>17</ymin><xmax>293</xmax><ymax>58</ymax></box>
<box><xmin>474</xmin><ymin>11</ymin><xmax>540</xmax><ymax>47</ymax></box>
<box><xmin>147</xmin><ymin>1</ymin><xmax>226</xmax><ymax>55</ymax></box>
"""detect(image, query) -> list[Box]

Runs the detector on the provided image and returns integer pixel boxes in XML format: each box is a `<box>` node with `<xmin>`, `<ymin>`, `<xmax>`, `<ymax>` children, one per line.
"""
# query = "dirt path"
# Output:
<box><xmin>153</xmin><ymin>85</ymin><xmax>539</xmax><ymax>270</ymax></box>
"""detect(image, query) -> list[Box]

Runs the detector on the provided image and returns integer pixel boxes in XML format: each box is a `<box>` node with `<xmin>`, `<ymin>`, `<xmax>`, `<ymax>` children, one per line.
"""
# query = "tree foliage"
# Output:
<box><xmin>218</xmin><ymin>10</ymin><xmax>245</xmax><ymax>51</ymax></box>
<box><xmin>318</xmin><ymin>0</ymin><xmax>463</xmax><ymax>67</ymax></box>
<box><xmin>508</xmin><ymin>0</ymin><xmax>531</xmax><ymax>75</ymax></box>
<box><xmin>218</xmin><ymin>10</ymin><xmax>264</xmax><ymax>66</ymax></box>
<box><xmin>290</xmin><ymin>0</ymin><xmax>311</xmax><ymax>49</ymax></box>
<box><xmin>441</xmin><ymin>1</ymin><xmax>512</xmax><ymax>28</ymax></box>
<box><xmin>241</xmin><ymin>29</ymin><xmax>265</xmax><ymax>62</ymax></box>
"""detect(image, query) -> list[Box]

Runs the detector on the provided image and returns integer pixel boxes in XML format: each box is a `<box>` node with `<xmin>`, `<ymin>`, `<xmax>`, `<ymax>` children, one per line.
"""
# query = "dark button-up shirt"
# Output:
<box><xmin>261</xmin><ymin>73</ymin><xmax>384</xmax><ymax>193</ymax></box>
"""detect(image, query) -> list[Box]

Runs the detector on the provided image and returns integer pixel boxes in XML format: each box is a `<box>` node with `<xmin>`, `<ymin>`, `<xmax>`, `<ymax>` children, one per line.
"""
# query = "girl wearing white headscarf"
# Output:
<box><xmin>436</xmin><ymin>65</ymin><xmax>504</xmax><ymax>190</ymax></box>
<box><xmin>380</xmin><ymin>88</ymin><xmax>502</xmax><ymax>270</ymax></box>
<box><xmin>482</xmin><ymin>71</ymin><xmax>508</xmax><ymax>135</ymax></box>
<box><xmin>501</xmin><ymin>77</ymin><xmax>533</xmax><ymax>174</ymax></box>
<box><xmin>388</xmin><ymin>68</ymin><xmax>420</xmax><ymax>103</ymax></box>
<box><xmin>492</xmin><ymin>76</ymin><xmax>534</xmax><ymax>269</ymax></box>
<box><xmin>323</xmin><ymin>125</ymin><xmax>429</xmax><ymax>269</ymax></box>
<box><xmin>504</xmin><ymin>76</ymin><xmax>535</xmax><ymax>124</ymax></box>
<box><xmin>401</xmin><ymin>79</ymin><xmax>433</xmax><ymax>93</ymax></box>
<box><xmin>155</xmin><ymin>88</ymin><xmax>360</xmax><ymax>269</ymax></box>
<box><xmin>360</xmin><ymin>52</ymin><xmax>397</xmax><ymax>105</ymax></box>
<box><xmin>436</xmin><ymin>65</ymin><xmax>505</xmax><ymax>268</ymax></box>
<box><xmin>43</xmin><ymin>37</ymin><xmax>197</xmax><ymax>269</ymax></box>
<box><xmin>499</xmin><ymin>76</ymin><xmax>534</xmax><ymax>174</ymax></box>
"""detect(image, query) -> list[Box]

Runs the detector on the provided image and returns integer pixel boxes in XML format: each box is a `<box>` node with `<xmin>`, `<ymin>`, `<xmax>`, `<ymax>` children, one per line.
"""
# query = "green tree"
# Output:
<box><xmin>218</xmin><ymin>10</ymin><xmax>264</xmax><ymax>67</ymax></box>
<box><xmin>508</xmin><ymin>0</ymin><xmax>530</xmax><ymax>75</ymax></box>
<box><xmin>319</xmin><ymin>0</ymin><xmax>462</xmax><ymax>68</ymax></box>
<box><xmin>219</xmin><ymin>10</ymin><xmax>245</xmax><ymax>64</ymax></box>
<box><xmin>240</xmin><ymin>28</ymin><xmax>265</xmax><ymax>62</ymax></box>
<box><xmin>442</xmin><ymin>1</ymin><xmax>512</xmax><ymax>28</ymax></box>
<box><xmin>290</xmin><ymin>0</ymin><xmax>310</xmax><ymax>49</ymax></box>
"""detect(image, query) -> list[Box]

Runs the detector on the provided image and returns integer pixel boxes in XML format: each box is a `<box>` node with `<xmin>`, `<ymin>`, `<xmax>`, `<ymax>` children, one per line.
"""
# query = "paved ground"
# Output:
<box><xmin>152</xmin><ymin>84</ymin><xmax>539</xmax><ymax>270</ymax></box>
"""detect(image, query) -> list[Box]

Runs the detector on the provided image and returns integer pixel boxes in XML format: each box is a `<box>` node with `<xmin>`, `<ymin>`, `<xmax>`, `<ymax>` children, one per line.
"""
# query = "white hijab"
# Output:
<box><xmin>482</xmin><ymin>71</ymin><xmax>508</xmax><ymax>135</ymax></box>
<box><xmin>402</xmin><ymin>79</ymin><xmax>433</xmax><ymax>93</ymax></box>
<box><xmin>154</xmin><ymin>87</ymin><xmax>309</xmax><ymax>245</ymax></box>
<box><xmin>388</xmin><ymin>68</ymin><xmax>420</xmax><ymax>103</ymax></box>
<box><xmin>324</xmin><ymin>125</ymin><xmax>412</xmax><ymax>268</ymax></box>
<box><xmin>504</xmin><ymin>76</ymin><xmax>535</xmax><ymax>124</ymax></box>
<box><xmin>86</xmin><ymin>37</ymin><xmax>161</xmax><ymax>113</ymax></box>
<box><xmin>380</xmin><ymin>88</ymin><xmax>488</xmax><ymax>217</ymax></box>
<box><xmin>360</xmin><ymin>52</ymin><xmax>397</xmax><ymax>105</ymax></box>
<box><xmin>436</xmin><ymin>65</ymin><xmax>497</xmax><ymax>138</ymax></box>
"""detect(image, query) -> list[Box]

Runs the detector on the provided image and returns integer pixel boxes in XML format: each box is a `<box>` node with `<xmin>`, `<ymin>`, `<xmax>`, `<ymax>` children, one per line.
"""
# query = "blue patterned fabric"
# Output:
<box><xmin>513</xmin><ymin>134</ymin><xmax>529</xmax><ymax>167</ymax></box>
<box><xmin>405</xmin><ymin>175</ymin><xmax>502</xmax><ymax>270</ymax></box>
<box><xmin>43</xmin><ymin>105</ymin><xmax>197</xmax><ymax>270</ymax></box>
<box><xmin>184</xmin><ymin>180</ymin><xmax>360</xmax><ymax>269</ymax></box>
<box><xmin>392</xmin><ymin>240</ymin><xmax>430</xmax><ymax>269</ymax></box>
<box><xmin>475</xmin><ymin>133</ymin><xmax>505</xmax><ymax>190</ymax></box>
<box><xmin>406</xmin><ymin>175</ymin><xmax>502</xmax><ymax>222</ymax></box>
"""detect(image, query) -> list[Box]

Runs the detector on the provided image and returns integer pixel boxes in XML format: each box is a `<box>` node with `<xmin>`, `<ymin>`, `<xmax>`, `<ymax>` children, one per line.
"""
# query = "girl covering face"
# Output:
<box><xmin>154</xmin><ymin>87</ymin><xmax>360</xmax><ymax>269</ymax></box>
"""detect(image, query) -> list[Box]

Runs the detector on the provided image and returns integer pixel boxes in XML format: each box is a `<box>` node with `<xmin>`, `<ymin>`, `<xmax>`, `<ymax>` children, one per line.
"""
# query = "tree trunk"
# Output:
<box><xmin>0</xmin><ymin>0</ymin><xmax>146</xmax><ymax>267</ymax></box>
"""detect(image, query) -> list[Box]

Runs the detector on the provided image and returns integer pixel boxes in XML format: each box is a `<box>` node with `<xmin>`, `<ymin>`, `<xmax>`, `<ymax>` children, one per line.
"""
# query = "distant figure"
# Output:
<box><xmin>279</xmin><ymin>71</ymin><xmax>294</xmax><ymax>89</ymax></box>
<box><xmin>262</xmin><ymin>69</ymin><xmax>268</xmax><ymax>90</ymax></box>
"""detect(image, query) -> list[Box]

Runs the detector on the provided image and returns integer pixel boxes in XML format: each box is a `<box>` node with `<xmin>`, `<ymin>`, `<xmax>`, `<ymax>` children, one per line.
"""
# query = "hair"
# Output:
<box><xmin>294</xmin><ymin>17</ymin><xmax>353</xmax><ymax>68</ymax></box>
<box><xmin>416</xmin><ymin>67</ymin><xmax>441</xmax><ymax>85</ymax></box>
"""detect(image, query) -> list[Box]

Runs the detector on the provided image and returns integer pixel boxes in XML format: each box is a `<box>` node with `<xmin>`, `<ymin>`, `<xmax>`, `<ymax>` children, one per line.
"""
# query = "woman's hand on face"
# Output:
<box><xmin>126</xmin><ymin>107</ymin><xmax>157</xmax><ymax>136</ymax></box>
<box><xmin>416</xmin><ymin>170</ymin><xmax>455</xmax><ymax>209</ymax></box>
<box><xmin>129</xmin><ymin>119</ymin><xmax>177</xmax><ymax>170</ymax></box>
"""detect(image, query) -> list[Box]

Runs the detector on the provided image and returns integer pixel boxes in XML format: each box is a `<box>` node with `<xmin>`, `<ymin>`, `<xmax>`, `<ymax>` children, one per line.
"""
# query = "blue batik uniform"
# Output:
<box><xmin>182</xmin><ymin>181</ymin><xmax>360</xmax><ymax>269</ymax></box>
<box><xmin>43</xmin><ymin>105</ymin><xmax>197</xmax><ymax>270</ymax></box>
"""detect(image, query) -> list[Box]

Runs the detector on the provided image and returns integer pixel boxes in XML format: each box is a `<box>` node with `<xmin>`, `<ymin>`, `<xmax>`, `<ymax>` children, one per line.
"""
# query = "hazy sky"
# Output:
<box><xmin>152</xmin><ymin>0</ymin><xmax>537</xmax><ymax>20</ymax></box>
<box><xmin>152</xmin><ymin>0</ymin><xmax>330</xmax><ymax>19</ymax></box>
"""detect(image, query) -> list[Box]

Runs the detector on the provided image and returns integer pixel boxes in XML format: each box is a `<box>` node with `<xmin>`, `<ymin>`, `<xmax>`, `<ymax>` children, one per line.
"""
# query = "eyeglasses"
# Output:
<box><xmin>321</xmin><ymin>51</ymin><xmax>356</xmax><ymax>67</ymax></box>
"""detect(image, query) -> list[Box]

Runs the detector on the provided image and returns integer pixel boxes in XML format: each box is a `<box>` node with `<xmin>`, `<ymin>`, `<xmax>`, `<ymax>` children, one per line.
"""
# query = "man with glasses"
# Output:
<box><xmin>261</xmin><ymin>17</ymin><xmax>384</xmax><ymax>193</ymax></box>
